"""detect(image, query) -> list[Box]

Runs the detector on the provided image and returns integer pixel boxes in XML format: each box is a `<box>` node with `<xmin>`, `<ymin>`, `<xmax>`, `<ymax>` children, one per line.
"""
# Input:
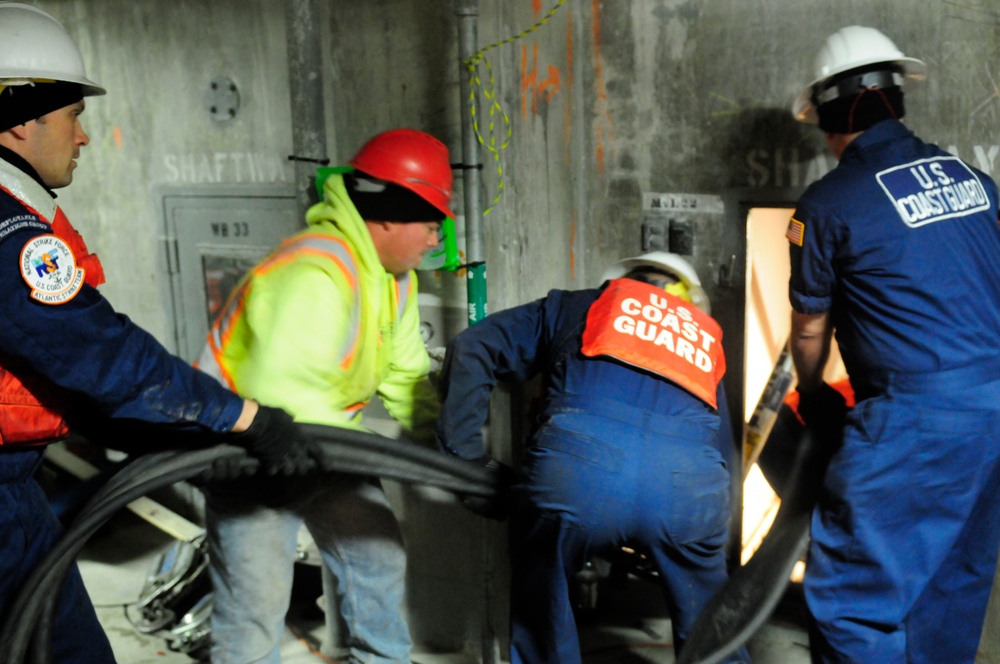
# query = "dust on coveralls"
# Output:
<box><xmin>789</xmin><ymin>119</ymin><xmax>1000</xmax><ymax>663</ymax></box>
<box><xmin>437</xmin><ymin>281</ymin><xmax>749</xmax><ymax>664</ymax></box>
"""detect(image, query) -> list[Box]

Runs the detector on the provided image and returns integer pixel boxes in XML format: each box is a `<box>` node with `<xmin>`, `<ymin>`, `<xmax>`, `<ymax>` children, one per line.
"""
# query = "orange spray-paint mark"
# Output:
<box><xmin>591</xmin><ymin>0</ymin><xmax>613</xmax><ymax>174</ymax></box>
<box><xmin>521</xmin><ymin>43</ymin><xmax>533</xmax><ymax>119</ymax></box>
<box><xmin>521</xmin><ymin>41</ymin><xmax>562</xmax><ymax>119</ymax></box>
<box><xmin>113</xmin><ymin>126</ymin><xmax>122</xmax><ymax>150</ymax></box>
<box><xmin>539</xmin><ymin>65</ymin><xmax>561</xmax><ymax>103</ymax></box>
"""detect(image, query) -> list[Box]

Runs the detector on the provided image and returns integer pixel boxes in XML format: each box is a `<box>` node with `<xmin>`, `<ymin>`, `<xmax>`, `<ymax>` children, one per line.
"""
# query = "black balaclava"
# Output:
<box><xmin>345</xmin><ymin>171</ymin><xmax>444</xmax><ymax>222</ymax></box>
<box><xmin>815</xmin><ymin>67</ymin><xmax>906</xmax><ymax>134</ymax></box>
<box><xmin>0</xmin><ymin>82</ymin><xmax>84</xmax><ymax>132</ymax></box>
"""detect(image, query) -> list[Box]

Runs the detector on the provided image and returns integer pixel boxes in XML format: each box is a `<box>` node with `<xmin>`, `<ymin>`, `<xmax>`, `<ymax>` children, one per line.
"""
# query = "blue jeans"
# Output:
<box><xmin>205</xmin><ymin>473</ymin><xmax>411</xmax><ymax>664</ymax></box>
<box><xmin>0</xmin><ymin>448</ymin><xmax>115</xmax><ymax>663</ymax></box>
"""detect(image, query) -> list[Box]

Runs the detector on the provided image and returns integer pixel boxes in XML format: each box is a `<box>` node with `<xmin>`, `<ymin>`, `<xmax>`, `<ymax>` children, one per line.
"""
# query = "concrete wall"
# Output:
<box><xmin>27</xmin><ymin>0</ymin><xmax>1000</xmax><ymax>658</ymax></box>
<box><xmin>40</xmin><ymin>0</ymin><xmax>1000</xmax><ymax>371</ymax></box>
<box><xmin>46</xmin><ymin>0</ymin><xmax>293</xmax><ymax>342</ymax></box>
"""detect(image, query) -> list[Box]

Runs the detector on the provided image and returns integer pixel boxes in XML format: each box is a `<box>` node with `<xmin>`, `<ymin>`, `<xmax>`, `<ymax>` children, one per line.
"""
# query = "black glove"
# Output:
<box><xmin>796</xmin><ymin>382</ymin><xmax>849</xmax><ymax>434</ymax></box>
<box><xmin>199</xmin><ymin>453</ymin><xmax>253</xmax><ymax>483</ymax></box>
<box><xmin>228</xmin><ymin>405</ymin><xmax>318</xmax><ymax>477</ymax></box>
<box><xmin>458</xmin><ymin>456</ymin><xmax>514</xmax><ymax>521</ymax></box>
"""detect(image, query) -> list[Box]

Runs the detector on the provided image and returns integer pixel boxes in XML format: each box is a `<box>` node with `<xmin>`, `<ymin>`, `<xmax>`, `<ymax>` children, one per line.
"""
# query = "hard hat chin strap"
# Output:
<box><xmin>845</xmin><ymin>87</ymin><xmax>898</xmax><ymax>134</ymax></box>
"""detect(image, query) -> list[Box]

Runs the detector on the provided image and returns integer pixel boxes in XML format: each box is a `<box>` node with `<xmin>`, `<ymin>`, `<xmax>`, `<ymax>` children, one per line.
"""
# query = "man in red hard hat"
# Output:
<box><xmin>199</xmin><ymin>128</ymin><xmax>453</xmax><ymax>664</ymax></box>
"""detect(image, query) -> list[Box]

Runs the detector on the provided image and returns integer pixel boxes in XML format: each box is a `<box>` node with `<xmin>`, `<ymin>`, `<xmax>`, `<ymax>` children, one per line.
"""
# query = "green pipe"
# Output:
<box><xmin>466</xmin><ymin>261</ymin><xmax>488</xmax><ymax>323</ymax></box>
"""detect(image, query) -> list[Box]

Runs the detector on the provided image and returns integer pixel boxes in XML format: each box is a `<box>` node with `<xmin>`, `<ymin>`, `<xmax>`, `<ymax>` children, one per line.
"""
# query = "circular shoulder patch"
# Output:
<box><xmin>19</xmin><ymin>235</ymin><xmax>86</xmax><ymax>305</ymax></box>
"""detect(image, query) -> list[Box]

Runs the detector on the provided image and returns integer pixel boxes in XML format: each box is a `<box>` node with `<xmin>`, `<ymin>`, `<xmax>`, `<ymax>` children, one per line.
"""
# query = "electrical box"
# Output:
<box><xmin>641</xmin><ymin>192</ymin><xmax>725</xmax><ymax>256</ymax></box>
<box><xmin>158</xmin><ymin>185</ymin><xmax>303</xmax><ymax>362</ymax></box>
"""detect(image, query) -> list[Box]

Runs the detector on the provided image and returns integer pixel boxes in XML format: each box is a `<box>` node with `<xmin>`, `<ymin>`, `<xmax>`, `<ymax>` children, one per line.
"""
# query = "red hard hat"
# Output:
<box><xmin>349</xmin><ymin>129</ymin><xmax>456</xmax><ymax>219</ymax></box>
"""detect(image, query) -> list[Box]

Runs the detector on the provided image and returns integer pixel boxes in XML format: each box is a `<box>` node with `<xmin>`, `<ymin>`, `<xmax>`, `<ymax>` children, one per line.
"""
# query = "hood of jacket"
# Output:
<box><xmin>305</xmin><ymin>172</ymin><xmax>385</xmax><ymax>280</ymax></box>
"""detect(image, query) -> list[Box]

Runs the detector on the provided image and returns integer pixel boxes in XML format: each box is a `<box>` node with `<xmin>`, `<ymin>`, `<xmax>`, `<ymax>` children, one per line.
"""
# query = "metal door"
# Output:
<box><xmin>159</xmin><ymin>185</ymin><xmax>302</xmax><ymax>362</ymax></box>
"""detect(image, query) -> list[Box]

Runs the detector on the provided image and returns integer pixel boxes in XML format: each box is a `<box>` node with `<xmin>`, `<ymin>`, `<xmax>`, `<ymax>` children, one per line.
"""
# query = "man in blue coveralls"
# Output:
<box><xmin>0</xmin><ymin>5</ymin><xmax>316</xmax><ymax>662</ymax></box>
<box><xmin>788</xmin><ymin>26</ymin><xmax>1000</xmax><ymax>663</ymax></box>
<box><xmin>436</xmin><ymin>252</ymin><xmax>749</xmax><ymax>664</ymax></box>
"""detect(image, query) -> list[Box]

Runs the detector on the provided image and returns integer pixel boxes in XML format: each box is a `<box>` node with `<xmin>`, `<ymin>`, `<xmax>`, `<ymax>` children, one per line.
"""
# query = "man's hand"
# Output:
<box><xmin>458</xmin><ymin>456</ymin><xmax>514</xmax><ymax>520</ymax></box>
<box><xmin>228</xmin><ymin>405</ymin><xmax>318</xmax><ymax>477</ymax></box>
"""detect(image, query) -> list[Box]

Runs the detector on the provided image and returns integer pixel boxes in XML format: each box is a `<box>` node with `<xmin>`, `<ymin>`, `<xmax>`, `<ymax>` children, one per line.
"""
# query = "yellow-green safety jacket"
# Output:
<box><xmin>197</xmin><ymin>173</ymin><xmax>439</xmax><ymax>442</ymax></box>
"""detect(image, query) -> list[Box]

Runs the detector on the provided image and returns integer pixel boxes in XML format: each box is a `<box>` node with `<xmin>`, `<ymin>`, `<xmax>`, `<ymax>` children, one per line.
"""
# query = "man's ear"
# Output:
<box><xmin>5</xmin><ymin>122</ymin><xmax>31</xmax><ymax>141</ymax></box>
<box><xmin>365</xmin><ymin>220</ymin><xmax>392</xmax><ymax>233</ymax></box>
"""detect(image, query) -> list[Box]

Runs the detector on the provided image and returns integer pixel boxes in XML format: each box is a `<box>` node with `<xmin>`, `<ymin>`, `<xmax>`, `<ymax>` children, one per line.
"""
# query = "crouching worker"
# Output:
<box><xmin>0</xmin><ymin>5</ymin><xmax>314</xmax><ymax>663</ymax></box>
<box><xmin>436</xmin><ymin>252</ymin><xmax>750</xmax><ymax>664</ymax></box>
<box><xmin>196</xmin><ymin>129</ymin><xmax>451</xmax><ymax>664</ymax></box>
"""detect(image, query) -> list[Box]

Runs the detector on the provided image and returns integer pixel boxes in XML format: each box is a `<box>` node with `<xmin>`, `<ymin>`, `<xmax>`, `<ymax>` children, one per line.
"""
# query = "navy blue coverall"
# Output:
<box><xmin>0</xmin><ymin>148</ymin><xmax>244</xmax><ymax>663</ymax></box>
<box><xmin>789</xmin><ymin>119</ymin><xmax>1000</xmax><ymax>663</ymax></box>
<box><xmin>437</xmin><ymin>286</ymin><xmax>747</xmax><ymax>664</ymax></box>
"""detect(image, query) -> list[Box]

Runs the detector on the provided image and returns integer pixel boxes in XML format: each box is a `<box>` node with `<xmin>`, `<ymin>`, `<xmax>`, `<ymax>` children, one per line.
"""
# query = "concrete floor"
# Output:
<box><xmin>73</xmin><ymin>510</ymin><xmax>811</xmax><ymax>664</ymax></box>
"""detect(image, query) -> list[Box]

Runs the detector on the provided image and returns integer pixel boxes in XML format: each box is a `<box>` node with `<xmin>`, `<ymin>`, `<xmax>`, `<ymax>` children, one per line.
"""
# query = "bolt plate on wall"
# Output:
<box><xmin>205</xmin><ymin>76</ymin><xmax>240</xmax><ymax>122</ymax></box>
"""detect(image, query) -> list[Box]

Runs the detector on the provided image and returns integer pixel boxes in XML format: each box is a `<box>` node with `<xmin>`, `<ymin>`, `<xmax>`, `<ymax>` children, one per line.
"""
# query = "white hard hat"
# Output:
<box><xmin>0</xmin><ymin>3</ymin><xmax>105</xmax><ymax>96</ymax></box>
<box><xmin>602</xmin><ymin>251</ymin><xmax>711</xmax><ymax>314</ymax></box>
<box><xmin>792</xmin><ymin>26</ymin><xmax>924</xmax><ymax>124</ymax></box>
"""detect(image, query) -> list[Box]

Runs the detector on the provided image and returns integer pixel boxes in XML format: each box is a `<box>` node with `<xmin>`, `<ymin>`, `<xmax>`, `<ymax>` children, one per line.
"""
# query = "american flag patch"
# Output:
<box><xmin>786</xmin><ymin>218</ymin><xmax>805</xmax><ymax>246</ymax></box>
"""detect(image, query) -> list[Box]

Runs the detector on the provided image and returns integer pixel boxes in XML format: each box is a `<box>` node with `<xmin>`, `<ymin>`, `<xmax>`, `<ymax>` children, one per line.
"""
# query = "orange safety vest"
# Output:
<box><xmin>581</xmin><ymin>278</ymin><xmax>726</xmax><ymax>408</ymax></box>
<box><xmin>0</xmin><ymin>200</ymin><xmax>105</xmax><ymax>447</ymax></box>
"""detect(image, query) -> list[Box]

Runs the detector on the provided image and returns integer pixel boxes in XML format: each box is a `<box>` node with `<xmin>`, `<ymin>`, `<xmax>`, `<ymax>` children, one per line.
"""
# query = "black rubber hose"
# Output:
<box><xmin>7</xmin><ymin>426</ymin><xmax>499</xmax><ymax>664</ymax></box>
<box><xmin>299</xmin><ymin>424</ymin><xmax>497</xmax><ymax>495</ymax></box>
<box><xmin>677</xmin><ymin>428</ymin><xmax>828</xmax><ymax>664</ymax></box>
<box><xmin>27</xmin><ymin>447</ymin><xmax>248</xmax><ymax>664</ymax></box>
<box><xmin>14</xmin><ymin>449</ymin><xmax>232</xmax><ymax>664</ymax></box>
<box><xmin>28</xmin><ymin>446</ymin><xmax>213</xmax><ymax>664</ymax></box>
<box><xmin>21</xmin><ymin>428</ymin><xmax>500</xmax><ymax>664</ymax></box>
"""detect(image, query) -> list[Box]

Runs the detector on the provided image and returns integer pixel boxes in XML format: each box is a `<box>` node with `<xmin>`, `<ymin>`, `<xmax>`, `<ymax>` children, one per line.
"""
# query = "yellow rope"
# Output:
<box><xmin>463</xmin><ymin>0</ymin><xmax>570</xmax><ymax>216</ymax></box>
